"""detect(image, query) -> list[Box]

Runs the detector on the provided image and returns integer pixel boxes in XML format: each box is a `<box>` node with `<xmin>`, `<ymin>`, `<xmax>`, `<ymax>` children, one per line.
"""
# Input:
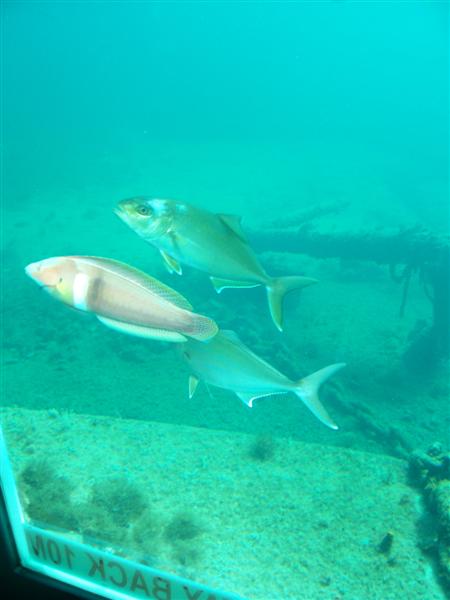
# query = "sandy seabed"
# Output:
<box><xmin>1</xmin><ymin>406</ymin><xmax>444</xmax><ymax>600</ymax></box>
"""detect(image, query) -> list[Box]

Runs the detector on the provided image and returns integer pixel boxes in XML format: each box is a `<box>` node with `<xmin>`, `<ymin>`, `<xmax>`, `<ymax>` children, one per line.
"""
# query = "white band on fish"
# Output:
<box><xmin>72</xmin><ymin>272</ymin><xmax>90</xmax><ymax>311</ymax></box>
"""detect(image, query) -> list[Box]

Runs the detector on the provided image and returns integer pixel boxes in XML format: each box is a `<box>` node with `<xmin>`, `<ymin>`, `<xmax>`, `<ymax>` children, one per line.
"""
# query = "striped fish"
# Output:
<box><xmin>25</xmin><ymin>256</ymin><xmax>218</xmax><ymax>342</ymax></box>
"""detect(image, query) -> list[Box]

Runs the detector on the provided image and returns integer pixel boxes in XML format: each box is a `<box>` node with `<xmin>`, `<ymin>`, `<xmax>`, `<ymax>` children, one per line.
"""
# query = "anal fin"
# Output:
<box><xmin>235</xmin><ymin>391</ymin><xmax>287</xmax><ymax>408</ymax></box>
<box><xmin>210</xmin><ymin>277</ymin><xmax>260</xmax><ymax>294</ymax></box>
<box><xmin>97</xmin><ymin>316</ymin><xmax>187</xmax><ymax>342</ymax></box>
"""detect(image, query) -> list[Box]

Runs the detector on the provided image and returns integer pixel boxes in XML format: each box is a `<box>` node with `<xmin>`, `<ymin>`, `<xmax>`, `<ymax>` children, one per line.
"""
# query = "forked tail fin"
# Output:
<box><xmin>266</xmin><ymin>276</ymin><xmax>318</xmax><ymax>332</ymax></box>
<box><xmin>294</xmin><ymin>363</ymin><xmax>346</xmax><ymax>430</ymax></box>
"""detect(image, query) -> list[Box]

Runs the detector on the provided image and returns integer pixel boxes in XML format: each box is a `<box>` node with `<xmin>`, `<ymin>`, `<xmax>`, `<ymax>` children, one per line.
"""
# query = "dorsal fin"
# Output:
<box><xmin>220</xmin><ymin>329</ymin><xmax>286</xmax><ymax>378</ymax></box>
<box><xmin>217</xmin><ymin>213</ymin><xmax>247</xmax><ymax>242</ymax></box>
<box><xmin>221</xmin><ymin>329</ymin><xmax>245</xmax><ymax>345</ymax></box>
<box><xmin>75</xmin><ymin>256</ymin><xmax>192</xmax><ymax>310</ymax></box>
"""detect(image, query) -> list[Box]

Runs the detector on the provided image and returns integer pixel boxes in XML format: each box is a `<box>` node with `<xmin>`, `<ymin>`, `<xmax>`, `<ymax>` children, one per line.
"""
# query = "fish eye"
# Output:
<box><xmin>137</xmin><ymin>205</ymin><xmax>151</xmax><ymax>216</ymax></box>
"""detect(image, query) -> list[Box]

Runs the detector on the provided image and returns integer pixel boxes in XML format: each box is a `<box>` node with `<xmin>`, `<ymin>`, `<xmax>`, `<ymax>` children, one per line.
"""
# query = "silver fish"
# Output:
<box><xmin>25</xmin><ymin>256</ymin><xmax>218</xmax><ymax>342</ymax></box>
<box><xmin>181</xmin><ymin>329</ymin><xmax>345</xmax><ymax>429</ymax></box>
<box><xmin>115</xmin><ymin>197</ymin><xmax>317</xmax><ymax>331</ymax></box>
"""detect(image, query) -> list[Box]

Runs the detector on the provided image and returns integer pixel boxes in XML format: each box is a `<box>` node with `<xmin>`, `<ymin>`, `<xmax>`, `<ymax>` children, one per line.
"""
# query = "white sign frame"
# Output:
<box><xmin>0</xmin><ymin>426</ymin><xmax>245</xmax><ymax>600</ymax></box>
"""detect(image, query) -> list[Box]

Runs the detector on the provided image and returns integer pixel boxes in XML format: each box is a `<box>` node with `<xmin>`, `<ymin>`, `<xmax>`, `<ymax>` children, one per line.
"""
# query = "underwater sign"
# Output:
<box><xmin>24</xmin><ymin>524</ymin><xmax>244</xmax><ymax>600</ymax></box>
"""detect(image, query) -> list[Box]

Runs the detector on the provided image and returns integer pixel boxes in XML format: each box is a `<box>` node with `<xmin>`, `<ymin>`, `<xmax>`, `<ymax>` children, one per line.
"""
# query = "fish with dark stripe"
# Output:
<box><xmin>25</xmin><ymin>256</ymin><xmax>218</xmax><ymax>342</ymax></box>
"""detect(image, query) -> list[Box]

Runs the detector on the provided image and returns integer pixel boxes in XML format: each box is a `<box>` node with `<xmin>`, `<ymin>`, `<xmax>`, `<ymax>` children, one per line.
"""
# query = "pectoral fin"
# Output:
<box><xmin>210</xmin><ymin>277</ymin><xmax>261</xmax><ymax>294</ymax></box>
<box><xmin>97</xmin><ymin>316</ymin><xmax>187</xmax><ymax>342</ymax></box>
<box><xmin>160</xmin><ymin>250</ymin><xmax>182</xmax><ymax>275</ymax></box>
<box><xmin>189</xmin><ymin>375</ymin><xmax>200</xmax><ymax>399</ymax></box>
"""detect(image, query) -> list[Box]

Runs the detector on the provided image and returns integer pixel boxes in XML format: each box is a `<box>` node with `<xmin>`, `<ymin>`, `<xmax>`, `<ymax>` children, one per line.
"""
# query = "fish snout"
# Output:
<box><xmin>25</xmin><ymin>262</ymin><xmax>48</xmax><ymax>287</ymax></box>
<box><xmin>24</xmin><ymin>258</ymin><xmax>63</xmax><ymax>287</ymax></box>
<box><xmin>114</xmin><ymin>200</ymin><xmax>134</xmax><ymax>219</ymax></box>
<box><xmin>115</xmin><ymin>198</ymin><xmax>156</xmax><ymax>225</ymax></box>
<box><xmin>25</xmin><ymin>261</ymin><xmax>40</xmax><ymax>279</ymax></box>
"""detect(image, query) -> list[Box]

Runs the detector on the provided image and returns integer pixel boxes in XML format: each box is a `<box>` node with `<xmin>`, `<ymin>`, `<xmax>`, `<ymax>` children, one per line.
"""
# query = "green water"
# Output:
<box><xmin>2</xmin><ymin>2</ymin><xmax>449</xmax><ymax>599</ymax></box>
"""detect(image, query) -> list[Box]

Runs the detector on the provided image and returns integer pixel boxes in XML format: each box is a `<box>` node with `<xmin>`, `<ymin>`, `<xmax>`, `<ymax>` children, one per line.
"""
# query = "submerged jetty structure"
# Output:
<box><xmin>410</xmin><ymin>444</ymin><xmax>450</xmax><ymax>591</ymax></box>
<box><xmin>251</xmin><ymin>207</ymin><xmax>450</xmax><ymax>361</ymax></box>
